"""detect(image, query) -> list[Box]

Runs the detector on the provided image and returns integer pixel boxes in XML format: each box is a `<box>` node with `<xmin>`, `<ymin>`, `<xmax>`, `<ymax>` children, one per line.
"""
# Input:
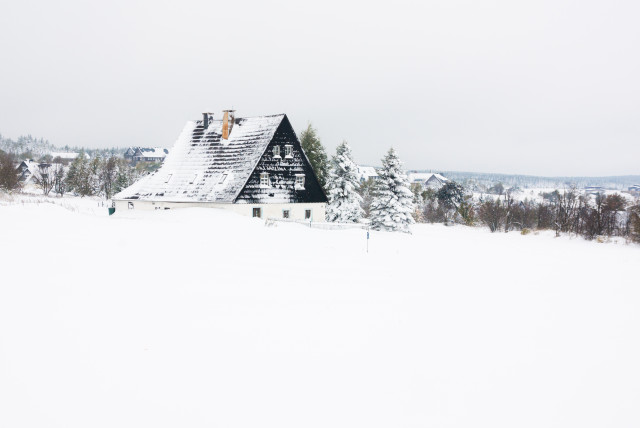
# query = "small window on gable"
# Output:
<box><xmin>295</xmin><ymin>174</ymin><xmax>305</xmax><ymax>189</ymax></box>
<box><xmin>260</xmin><ymin>172</ymin><xmax>270</xmax><ymax>187</ymax></box>
<box><xmin>305</xmin><ymin>209</ymin><xmax>312</xmax><ymax>220</ymax></box>
<box><xmin>272</xmin><ymin>146</ymin><xmax>280</xmax><ymax>157</ymax></box>
<box><xmin>128</xmin><ymin>202</ymin><xmax>134</xmax><ymax>210</ymax></box>
<box><xmin>218</xmin><ymin>173</ymin><xmax>228</xmax><ymax>184</ymax></box>
<box><xmin>252</xmin><ymin>207</ymin><xmax>261</xmax><ymax>218</ymax></box>
<box><xmin>283</xmin><ymin>209</ymin><xmax>290</xmax><ymax>219</ymax></box>
<box><xmin>284</xmin><ymin>145</ymin><xmax>293</xmax><ymax>158</ymax></box>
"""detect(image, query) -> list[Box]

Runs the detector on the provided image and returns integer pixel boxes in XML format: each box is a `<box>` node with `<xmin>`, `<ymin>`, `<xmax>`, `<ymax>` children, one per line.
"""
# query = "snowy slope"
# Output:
<box><xmin>1</xmin><ymin>201</ymin><xmax>639</xmax><ymax>428</ymax></box>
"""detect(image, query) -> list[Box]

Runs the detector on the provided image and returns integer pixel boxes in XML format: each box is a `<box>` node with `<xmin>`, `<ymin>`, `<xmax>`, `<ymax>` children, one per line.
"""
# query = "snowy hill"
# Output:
<box><xmin>1</xmin><ymin>198</ymin><xmax>639</xmax><ymax>427</ymax></box>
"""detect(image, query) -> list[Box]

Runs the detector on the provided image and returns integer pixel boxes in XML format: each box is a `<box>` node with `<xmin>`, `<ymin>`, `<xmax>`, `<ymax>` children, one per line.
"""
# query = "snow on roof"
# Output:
<box><xmin>407</xmin><ymin>172</ymin><xmax>449</xmax><ymax>183</ymax></box>
<box><xmin>135</xmin><ymin>147</ymin><xmax>169</xmax><ymax>158</ymax></box>
<box><xmin>50</xmin><ymin>152</ymin><xmax>80</xmax><ymax>159</ymax></box>
<box><xmin>357</xmin><ymin>166</ymin><xmax>378</xmax><ymax>179</ymax></box>
<box><xmin>115</xmin><ymin>114</ymin><xmax>285</xmax><ymax>203</ymax></box>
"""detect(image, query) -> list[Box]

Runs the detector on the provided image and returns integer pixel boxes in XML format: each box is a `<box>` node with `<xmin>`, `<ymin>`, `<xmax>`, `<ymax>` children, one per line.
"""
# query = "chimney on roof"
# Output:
<box><xmin>222</xmin><ymin>110</ymin><xmax>235</xmax><ymax>140</ymax></box>
<box><xmin>202</xmin><ymin>112</ymin><xmax>212</xmax><ymax>130</ymax></box>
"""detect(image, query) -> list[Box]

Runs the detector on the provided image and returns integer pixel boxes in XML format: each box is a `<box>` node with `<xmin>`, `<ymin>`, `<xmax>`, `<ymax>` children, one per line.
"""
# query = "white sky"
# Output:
<box><xmin>1</xmin><ymin>0</ymin><xmax>639</xmax><ymax>176</ymax></box>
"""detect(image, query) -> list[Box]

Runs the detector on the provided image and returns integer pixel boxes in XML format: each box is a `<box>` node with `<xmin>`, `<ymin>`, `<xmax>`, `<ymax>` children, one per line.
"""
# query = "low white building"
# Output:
<box><xmin>50</xmin><ymin>152</ymin><xmax>86</xmax><ymax>164</ymax></box>
<box><xmin>113</xmin><ymin>111</ymin><xmax>327</xmax><ymax>221</ymax></box>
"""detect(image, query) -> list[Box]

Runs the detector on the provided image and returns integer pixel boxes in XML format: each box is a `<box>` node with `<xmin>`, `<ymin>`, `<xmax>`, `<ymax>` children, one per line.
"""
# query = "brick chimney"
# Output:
<box><xmin>222</xmin><ymin>110</ymin><xmax>235</xmax><ymax>139</ymax></box>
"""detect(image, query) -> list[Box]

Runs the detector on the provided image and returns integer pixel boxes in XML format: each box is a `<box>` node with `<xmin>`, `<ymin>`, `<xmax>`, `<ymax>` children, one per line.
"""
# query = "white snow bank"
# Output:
<box><xmin>0</xmin><ymin>202</ymin><xmax>639</xmax><ymax>428</ymax></box>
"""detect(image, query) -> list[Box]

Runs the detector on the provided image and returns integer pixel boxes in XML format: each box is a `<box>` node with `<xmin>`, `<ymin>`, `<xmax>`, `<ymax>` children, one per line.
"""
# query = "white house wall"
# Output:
<box><xmin>113</xmin><ymin>200</ymin><xmax>326</xmax><ymax>221</ymax></box>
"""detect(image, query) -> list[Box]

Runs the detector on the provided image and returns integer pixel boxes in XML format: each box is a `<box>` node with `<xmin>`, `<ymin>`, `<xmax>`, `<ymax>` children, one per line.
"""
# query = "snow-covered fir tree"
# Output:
<box><xmin>325</xmin><ymin>141</ymin><xmax>364</xmax><ymax>222</ymax></box>
<box><xmin>370</xmin><ymin>148</ymin><xmax>415</xmax><ymax>232</ymax></box>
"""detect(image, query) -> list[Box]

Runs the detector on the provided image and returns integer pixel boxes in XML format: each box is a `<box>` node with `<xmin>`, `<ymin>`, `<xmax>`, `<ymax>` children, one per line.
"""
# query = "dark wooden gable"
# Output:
<box><xmin>235</xmin><ymin>116</ymin><xmax>327</xmax><ymax>204</ymax></box>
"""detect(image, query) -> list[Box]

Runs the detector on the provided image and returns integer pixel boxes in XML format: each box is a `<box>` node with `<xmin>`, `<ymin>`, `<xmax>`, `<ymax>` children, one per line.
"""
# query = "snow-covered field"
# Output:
<box><xmin>1</xmin><ymin>195</ymin><xmax>639</xmax><ymax>428</ymax></box>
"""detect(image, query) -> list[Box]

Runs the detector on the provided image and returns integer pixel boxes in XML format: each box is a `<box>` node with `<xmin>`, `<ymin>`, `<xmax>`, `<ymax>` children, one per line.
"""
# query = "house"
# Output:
<box><xmin>113</xmin><ymin>111</ymin><xmax>328</xmax><ymax>220</ymax></box>
<box><xmin>16</xmin><ymin>160</ymin><xmax>41</xmax><ymax>184</ymax></box>
<box><xmin>356</xmin><ymin>166</ymin><xmax>378</xmax><ymax>183</ymax></box>
<box><xmin>123</xmin><ymin>148</ymin><xmax>136</xmax><ymax>161</ymax></box>
<box><xmin>408</xmin><ymin>172</ymin><xmax>450</xmax><ymax>190</ymax></box>
<box><xmin>628</xmin><ymin>184</ymin><xmax>640</xmax><ymax>193</ymax></box>
<box><xmin>584</xmin><ymin>186</ymin><xmax>605</xmax><ymax>195</ymax></box>
<box><xmin>49</xmin><ymin>152</ymin><xmax>85</xmax><ymax>164</ymax></box>
<box><xmin>125</xmin><ymin>147</ymin><xmax>169</xmax><ymax>163</ymax></box>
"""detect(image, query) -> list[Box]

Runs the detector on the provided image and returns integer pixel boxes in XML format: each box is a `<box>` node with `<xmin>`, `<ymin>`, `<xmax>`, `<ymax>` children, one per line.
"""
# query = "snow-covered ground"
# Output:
<box><xmin>1</xmin><ymin>196</ymin><xmax>639</xmax><ymax>428</ymax></box>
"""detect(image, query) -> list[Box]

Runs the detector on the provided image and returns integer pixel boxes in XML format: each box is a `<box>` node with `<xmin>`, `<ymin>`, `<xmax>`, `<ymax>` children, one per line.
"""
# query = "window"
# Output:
<box><xmin>305</xmin><ymin>209</ymin><xmax>312</xmax><ymax>220</ymax></box>
<box><xmin>272</xmin><ymin>146</ymin><xmax>280</xmax><ymax>157</ymax></box>
<box><xmin>252</xmin><ymin>207</ymin><xmax>261</xmax><ymax>218</ymax></box>
<box><xmin>295</xmin><ymin>174</ymin><xmax>305</xmax><ymax>189</ymax></box>
<box><xmin>260</xmin><ymin>172</ymin><xmax>270</xmax><ymax>187</ymax></box>
<box><xmin>218</xmin><ymin>173</ymin><xmax>228</xmax><ymax>184</ymax></box>
<box><xmin>128</xmin><ymin>202</ymin><xmax>134</xmax><ymax>210</ymax></box>
<box><xmin>283</xmin><ymin>210</ymin><xmax>290</xmax><ymax>219</ymax></box>
<box><xmin>284</xmin><ymin>145</ymin><xmax>293</xmax><ymax>157</ymax></box>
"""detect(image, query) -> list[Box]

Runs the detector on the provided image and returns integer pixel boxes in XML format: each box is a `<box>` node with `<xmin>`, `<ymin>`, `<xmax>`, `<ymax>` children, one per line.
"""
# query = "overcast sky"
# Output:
<box><xmin>1</xmin><ymin>0</ymin><xmax>639</xmax><ymax>176</ymax></box>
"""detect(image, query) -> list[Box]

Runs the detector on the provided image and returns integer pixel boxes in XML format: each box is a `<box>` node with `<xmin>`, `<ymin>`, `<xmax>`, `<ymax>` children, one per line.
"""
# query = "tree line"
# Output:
<box><xmin>0</xmin><ymin>150</ymin><xmax>141</xmax><ymax>199</ymax></box>
<box><xmin>412</xmin><ymin>182</ymin><xmax>640</xmax><ymax>243</ymax></box>
<box><xmin>299</xmin><ymin>124</ymin><xmax>640</xmax><ymax>242</ymax></box>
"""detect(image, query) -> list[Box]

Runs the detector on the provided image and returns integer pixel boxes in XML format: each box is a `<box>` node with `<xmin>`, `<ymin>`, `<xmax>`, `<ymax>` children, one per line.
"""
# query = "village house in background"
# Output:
<box><xmin>584</xmin><ymin>185</ymin><xmax>605</xmax><ymax>195</ymax></box>
<box><xmin>16</xmin><ymin>160</ymin><xmax>41</xmax><ymax>185</ymax></box>
<box><xmin>408</xmin><ymin>172</ymin><xmax>450</xmax><ymax>190</ymax></box>
<box><xmin>356</xmin><ymin>165</ymin><xmax>378</xmax><ymax>183</ymax></box>
<box><xmin>49</xmin><ymin>152</ymin><xmax>87</xmax><ymax>165</ymax></box>
<box><xmin>113</xmin><ymin>111</ymin><xmax>327</xmax><ymax>220</ymax></box>
<box><xmin>628</xmin><ymin>184</ymin><xmax>640</xmax><ymax>195</ymax></box>
<box><xmin>124</xmin><ymin>147</ymin><xmax>169</xmax><ymax>164</ymax></box>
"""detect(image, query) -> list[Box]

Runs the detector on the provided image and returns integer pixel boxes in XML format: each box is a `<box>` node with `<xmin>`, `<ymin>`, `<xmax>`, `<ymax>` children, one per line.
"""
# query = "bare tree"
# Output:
<box><xmin>33</xmin><ymin>162</ymin><xmax>56</xmax><ymax>195</ymax></box>
<box><xmin>478</xmin><ymin>198</ymin><xmax>506</xmax><ymax>232</ymax></box>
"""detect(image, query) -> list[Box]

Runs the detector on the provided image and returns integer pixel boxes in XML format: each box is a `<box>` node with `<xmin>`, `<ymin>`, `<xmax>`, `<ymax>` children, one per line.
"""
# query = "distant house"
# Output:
<box><xmin>113</xmin><ymin>111</ymin><xmax>327</xmax><ymax>220</ymax></box>
<box><xmin>16</xmin><ymin>160</ymin><xmax>41</xmax><ymax>184</ymax></box>
<box><xmin>49</xmin><ymin>152</ymin><xmax>85</xmax><ymax>165</ymax></box>
<box><xmin>628</xmin><ymin>184</ymin><xmax>640</xmax><ymax>193</ymax></box>
<box><xmin>408</xmin><ymin>172</ymin><xmax>450</xmax><ymax>190</ymax></box>
<box><xmin>585</xmin><ymin>186</ymin><xmax>605</xmax><ymax>195</ymax></box>
<box><xmin>356</xmin><ymin>166</ymin><xmax>378</xmax><ymax>183</ymax></box>
<box><xmin>124</xmin><ymin>147</ymin><xmax>169</xmax><ymax>163</ymax></box>
<box><xmin>123</xmin><ymin>148</ymin><xmax>136</xmax><ymax>161</ymax></box>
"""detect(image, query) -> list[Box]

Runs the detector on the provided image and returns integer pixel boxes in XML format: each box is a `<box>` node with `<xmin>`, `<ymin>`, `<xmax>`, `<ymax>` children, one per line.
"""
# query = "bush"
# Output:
<box><xmin>478</xmin><ymin>198</ymin><xmax>506</xmax><ymax>232</ymax></box>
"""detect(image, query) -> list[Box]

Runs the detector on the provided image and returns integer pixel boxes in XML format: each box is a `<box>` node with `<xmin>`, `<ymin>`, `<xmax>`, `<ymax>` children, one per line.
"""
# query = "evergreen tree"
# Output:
<box><xmin>357</xmin><ymin>177</ymin><xmax>376</xmax><ymax>218</ymax></box>
<box><xmin>326</xmin><ymin>141</ymin><xmax>364</xmax><ymax>223</ymax></box>
<box><xmin>299</xmin><ymin>123</ymin><xmax>329</xmax><ymax>190</ymax></box>
<box><xmin>370</xmin><ymin>148</ymin><xmax>414</xmax><ymax>233</ymax></box>
<box><xmin>66</xmin><ymin>152</ymin><xmax>94</xmax><ymax>196</ymax></box>
<box><xmin>436</xmin><ymin>181</ymin><xmax>466</xmax><ymax>222</ymax></box>
<box><xmin>0</xmin><ymin>150</ymin><xmax>19</xmax><ymax>191</ymax></box>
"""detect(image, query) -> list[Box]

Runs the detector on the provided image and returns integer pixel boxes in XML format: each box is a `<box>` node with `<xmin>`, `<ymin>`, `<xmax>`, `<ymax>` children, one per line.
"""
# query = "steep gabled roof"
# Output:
<box><xmin>115</xmin><ymin>114</ymin><xmax>285</xmax><ymax>203</ymax></box>
<box><xmin>408</xmin><ymin>172</ymin><xmax>449</xmax><ymax>184</ymax></box>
